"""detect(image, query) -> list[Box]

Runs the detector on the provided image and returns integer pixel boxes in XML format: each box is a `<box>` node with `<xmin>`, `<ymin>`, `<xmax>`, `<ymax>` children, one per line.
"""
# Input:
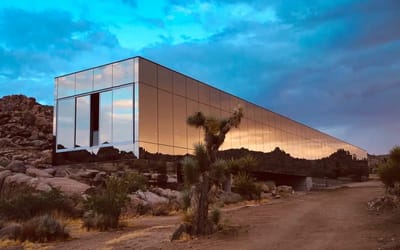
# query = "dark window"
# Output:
<box><xmin>90</xmin><ymin>93</ymin><xmax>100</xmax><ymax>146</ymax></box>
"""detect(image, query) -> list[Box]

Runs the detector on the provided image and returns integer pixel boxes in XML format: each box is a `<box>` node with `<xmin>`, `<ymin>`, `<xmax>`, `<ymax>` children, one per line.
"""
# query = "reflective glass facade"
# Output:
<box><xmin>54</xmin><ymin>57</ymin><xmax>367</xmax><ymax>165</ymax></box>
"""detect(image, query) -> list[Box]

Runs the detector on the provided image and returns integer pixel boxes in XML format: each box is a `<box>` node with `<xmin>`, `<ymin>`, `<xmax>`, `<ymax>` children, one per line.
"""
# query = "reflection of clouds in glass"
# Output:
<box><xmin>113</xmin><ymin>99</ymin><xmax>133</xmax><ymax>108</ymax></box>
<box><xmin>94</xmin><ymin>65</ymin><xmax>112</xmax><ymax>90</ymax></box>
<box><xmin>113</xmin><ymin>59</ymin><xmax>134</xmax><ymax>86</ymax></box>
<box><xmin>57</xmin><ymin>74</ymin><xmax>75</xmax><ymax>98</ymax></box>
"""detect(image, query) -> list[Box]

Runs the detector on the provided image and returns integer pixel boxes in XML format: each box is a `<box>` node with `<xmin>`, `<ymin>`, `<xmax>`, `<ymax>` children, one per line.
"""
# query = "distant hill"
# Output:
<box><xmin>0</xmin><ymin>95</ymin><xmax>53</xmax><ymax>168</ymax></box>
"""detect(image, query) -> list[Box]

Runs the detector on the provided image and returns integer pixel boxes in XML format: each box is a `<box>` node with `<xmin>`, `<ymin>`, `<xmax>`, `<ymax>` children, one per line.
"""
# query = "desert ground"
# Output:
<box><xmin>25</xmin><ymin>178</ymin><xmax>397</xmax><ymax>250</ymax></box>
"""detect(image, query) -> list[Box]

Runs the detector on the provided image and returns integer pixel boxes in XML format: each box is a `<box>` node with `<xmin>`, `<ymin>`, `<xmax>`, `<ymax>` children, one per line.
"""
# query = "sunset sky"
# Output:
<box><xmin>0</xmin><ymin>0</ymin><xmax>399</xmax><ymax>155</ymax></box>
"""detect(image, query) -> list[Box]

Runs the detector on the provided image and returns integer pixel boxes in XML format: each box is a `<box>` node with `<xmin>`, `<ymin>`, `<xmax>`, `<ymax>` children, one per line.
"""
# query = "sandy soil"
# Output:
<box><xmin>44</xmin><ymin>179</ymin><xmax>400</xmax><ymax>250</ymax></box>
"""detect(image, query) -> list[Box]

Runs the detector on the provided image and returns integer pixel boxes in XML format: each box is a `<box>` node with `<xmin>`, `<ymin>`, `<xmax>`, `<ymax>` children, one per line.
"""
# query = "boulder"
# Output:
<box><xmin>0</xmin><ymin>223</ymin><xmax>22</xmax><ymax>240</ymax></box>
<box><xmin>44</xmin><ymin>177</ymin><xmax>90</xmax><ymax>195</ymax></box>
<box><xmin>0</xmin><ymin>170</ymin><xmax>12</xmax><ymax>189</ymax></box>
<box><xmin>26</xmin><ymin>167</ymin><xmax>53</xmax><ymax>178</ymax></box>
<box><xmin>218</xmin><ymin>191</ymin><xmax>243</xmax><ymax>204</ymax></box>
<box><xmin>2</xmin><ymin>173</ymin><xmax>33</xmax><ymax>194</ymax></box>
<box><xmin>277</xmin><ymin>185</ymin><xmax>294</xmax><ymax>194</ymax></box>
<box><xmin>151</xmin><ymin>187</ymin><xmax>182</xmax><ymax>200</ymax></box>
<box><xmin>6</xmin><ymin>160</ymin><xmax>26</xmax><ymax>173</ymax></box>
<box><xmin>43</xmin><ymin>168</ymin><xmax>56</xmax><ymax>176</ymax></box>
<box><xmin>259</xmin><ymin>183</ymin><xmax>270</xmax><ymax>193</ymax></box>
<box><xmin>76</xmin><ymin>169</ymin><xmax>99</xmax><ymax>179</ymax></box>
<box><xmin>136</xmin><ymin>190</ymin><xmax>169</xmax><ymax>205</ymax></box>
<box><xmin>0</xmin><ymin>156</ymin><xmax>10</xmax><ymax>167</ymax></box>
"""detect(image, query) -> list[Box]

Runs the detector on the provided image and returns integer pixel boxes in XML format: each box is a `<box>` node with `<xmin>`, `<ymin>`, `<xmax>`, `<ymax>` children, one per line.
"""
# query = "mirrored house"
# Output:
<box><xmin>53</xmin><ymin>56</ymin><xmax>367</xmax><ymax>165</ymax></box>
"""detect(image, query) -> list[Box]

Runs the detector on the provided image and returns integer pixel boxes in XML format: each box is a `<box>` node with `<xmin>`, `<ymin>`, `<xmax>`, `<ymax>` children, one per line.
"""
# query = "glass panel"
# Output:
<box><xmin>198</xmin><ymin>84</ymin><xmax>210</xmax><ymax>104</ymax></box>
<box><xmin>186</xmin><ymin>78</ymin><xmax>198</xmax><ymax>101</ymax></box>
<box><xmin>209</xmin><ymin>89</ymin><xmax>221</xmax><ymax>109</ymax></box>
<box><xmin>240</xmin><ymin>118</ymin><xmax>249</xmax><ymax>148</ymax></box>
<box><xmin>248</xmin><ymin>119</ymin><xmax>256</xmax><ymax>151</ymax></box>
<box><xmin>75</xmin><ymin>70</ymin><xmax>93</xmax><ymax>95</ymax></box>
<box><xmin>255</xmin><ymin>122</ymin><xmax>263</xmax><ymax>152</ymax></box>
<box><xmin>139</xmin><ymin>58</ymin><xmax>157</xmax><ymax>87</ymax></box>
<box><xmin>94</xmin><ymin>65</ymin><xmax>112</xmax><ymax>90</ymax></box>
<box><xmin>57</xmin><ymin>74</ymin><xmax>75</xmax><ymax>98</ymax></box>
<box><xmin>113</xmin><ymin>59</ymin><xmax>134</xmax><ymax>86</ymax></box>
<box><xmin>75</xmin><ymin>96</ymin><xmax>90</xmax><ymax>147</ymax></box>
<box><xmin>159</xmin><ymin>145</ymin><xmax>174</xmax><ymax>155</ymax></box>
<box><xmin>173</xmin><ymin>72</ymin><xmax>186</xmax><ymax>96</ymax></box>
<box><xmin>56</xmin><ymin>98</ymin><xmax>75</xmax><ymax>149</ymax></box>
<box><xmin>199</xmin><ymin>103</ymin><xmax>210</xmax><ymax>117</ymax></box>
<box><xmin>158</xmin><ymin>66</ymin><xmax>173</xmax><ymax>92</ymax></box>
<box><xmin>187</xmin><ymin>99</ymin><xmax>200</xmax><ymax>149</ymax></box>
<box><xmin>158</xmin><ymin>90</ymin><xmax>173</xmax><ymax>146</ymax></box>
<box><xmin>174</xmin><ymin>147</ymin><xmax>188</xmax><ymax>156</ymax></box>
<box><xmin>99</xmin><ymin>91</ymin><xmax>112</xmax><ymax>145</ymax></box>
<box><xmin>220</xmin><ymin>92</ymin><xmax>230</xmax><ymax>112</ymax></box>
<box><xmin>173</xmin><ymin>95</ymin><xmax>187</xmax><ymax>148</ymax></box>
<box><xmin>139</xmin><ymin>84</ymin><xmax>158</xmax><ymax>143</ymax></box>
<box><xmin>140</xmin><ymin>142</ymin><xmax>158</xmax><ymax>156</ymax></box>
<box><xmin>113</xmin><ymin>86</ymin><xmax>133</xmax><ymax>143</ymax></box>
<box><xmin>210</xmin><ymin>107</ymin><xmax>221</xmax><ymax>119</ymax></box>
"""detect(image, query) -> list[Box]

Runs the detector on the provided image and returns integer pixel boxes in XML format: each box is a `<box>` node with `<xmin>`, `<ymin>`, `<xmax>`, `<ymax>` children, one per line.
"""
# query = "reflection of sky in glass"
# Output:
<box><xmin>113</xmin><ymin>59</ymin><xmax>134</xmax><ymax>86</ymax></box>
<box><xmin>76</xmin><ymin>70</ymin><xmax>93</xmax><ymax>94</ymax></box>
<box><xmin>56</xmin><ymin>98</ymin><xmax>74</xmax><ymax>148</ymax></box>
<box><xmin>75</xmin><ymin>96</ymin><xmax>90</xmax><ymax>147</ymax></box>
<box><xmin>94</xmin><ymin>65</ymin><xmax>112</xmax><ymax>90</ymax></box>
<box><xmin>57</xmin><ymin>75</ymin><xmax>75</xmax><ymax>98</ymax></box>
<box><xmin>113</xmin><ymin>86</ymin><xmax>133</xmax><ymax>143</ymax></box>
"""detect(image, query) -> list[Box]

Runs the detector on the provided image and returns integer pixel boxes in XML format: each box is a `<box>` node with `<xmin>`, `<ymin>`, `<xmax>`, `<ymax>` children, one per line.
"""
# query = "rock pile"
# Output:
<box><xmin>0</xmin><ymin>95</ymin><xmax>53</xmax><ymax>168</ymax></box>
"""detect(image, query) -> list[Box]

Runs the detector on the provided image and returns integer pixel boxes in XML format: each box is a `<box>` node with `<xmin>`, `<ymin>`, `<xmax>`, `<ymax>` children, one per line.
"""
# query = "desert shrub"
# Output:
<box><xmin>181</xmin><ymin>189</ymin><xmax>191</xmax><ymax>211</ymax></box>
<box><xmin>233</xmin><ymin>172</ymin><xmax>262</xmax><ymax>200</ymax></box>
<box><xmin>378</xmin><ymin>146</ymin><xmax>400</xmax><ymax>189</ymax></box>
<box><xmin>210</xmin><ymin>208</ymin><xmax>221</xmax><ymax>226</ymax></box>
<box><xmin>0</xmin><ymin>187</ymin><xmax>75</xmax><ymax>221</ymax></box>
<box><xmin>19</xmin><ymin>214</ymin><xmax>69</xmax><ymax>242</ymax></box>
<box><xmin>210</xmin><ymin>159</ymin><xmax>228</xmax><ymax>186</ymax></box>
<box><xmin>181</xmin><ymin>157</ymin><xmax>200</xmax><ymax>187</ymax></box>
<box><xmin>83</xmin><ymin>176</ymin><xmax>130</xmax><ymax>231</ymax></box>
<box><xmin>123</xmin><ymin>172</ymin><xmax>148</xmax><ymax>192</ymax></box>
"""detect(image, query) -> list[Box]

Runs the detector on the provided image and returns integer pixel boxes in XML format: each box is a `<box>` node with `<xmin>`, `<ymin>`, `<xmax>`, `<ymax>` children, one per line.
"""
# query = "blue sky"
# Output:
<box><xmin>0</xmin><ymin>0</ymin><xmax>399</xmax><ymax>155</ymax></box>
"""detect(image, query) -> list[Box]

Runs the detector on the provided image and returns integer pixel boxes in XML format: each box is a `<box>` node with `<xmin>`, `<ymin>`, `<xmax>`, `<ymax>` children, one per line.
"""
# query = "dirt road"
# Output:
<box><xmin>50</xmin><ymin>180</ymin><xmax>396</xmax><ymax>250</ymax></box>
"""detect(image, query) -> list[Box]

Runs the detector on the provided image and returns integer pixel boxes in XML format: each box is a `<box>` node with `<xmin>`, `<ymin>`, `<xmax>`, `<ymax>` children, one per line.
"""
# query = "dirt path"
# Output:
<box><xmin>49</xmin><ymin>180</ymin><xmax>396</xmax><ymax>250</ymax></box>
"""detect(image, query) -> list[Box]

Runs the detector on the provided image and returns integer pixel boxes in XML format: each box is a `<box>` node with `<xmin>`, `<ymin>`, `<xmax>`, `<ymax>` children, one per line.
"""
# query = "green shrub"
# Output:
<box><xmin>210</xmin><ymin>208</ymin><xmax>220</xmax><ymax>226</ymax></box>
<box><xmin>0</xmin><ymin>187</ymin><xmax>76</xmax><ymax>221</ymax></box>
<box><xmin>181</xmin><ymin>189</ymin><xmax>191</xmax><ymax>211</ymax></box>
<box><xmin>233</xmin><ymin>172</ymin><xmax>262</xmax><ymax>200</ymax></box>
<box><xmin>181</xmin><ymin>157</ymin><xmax>200</xmax><ymax>187</ymax></box>
<box><xmin>378</xmin><ymin>146</ymin><xmax>400</xmax><ymax>189</ymax></box>
<box><xmin>123</xmin><ymin>172</ymin><xmax>148</xmax><ymax>192</ymax></box>
<box><xmin>83</xmin><ymin>176</ymin><xmax>130</xmax><ymax>231</ymax></box>
<box><xmin>19</xmin><ymin>214</ymin><xmax>69</xmax><ymax>242</ymax></box>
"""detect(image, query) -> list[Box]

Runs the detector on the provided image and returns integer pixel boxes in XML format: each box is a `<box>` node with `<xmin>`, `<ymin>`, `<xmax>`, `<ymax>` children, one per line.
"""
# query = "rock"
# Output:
<box><xmin>277</xmin><ymin>185</ymin><xmax>294</xmax><ymax>194</ymax></box>
<box><xmin>6</xmin><ymin>160</ymin><xmax>26</xmax><ymax>173</ymax></box>
<box><xmin>44</xmin><ymin>177</ymin><xmax>90</xmax><ymax>195</ymax></box>
<box><xmin>0</xmin><ymin>170</ymin><xmax>12</xmax><ymax>190</ymax></box>
<box><xmin>77</xmin><ymin>169</ymin><xmax>100</xmax><ymax>178</ymax></box>
<box><xmin>151</xmin><ymin>187</ymin><xmax>182</xmax><ymax>200</ymax></box>
<box><xmin>0</xmin><ymin>138</ymin><xmax>17</xmax><ymax>148</ymax></box>
<box><xmin>136</xmin><ymin>190</ymin><xmax>169</xmax><ymax>205</ymax></box>
<box><xmin>26</xmin><ymin>167</ymin><xmax>53</xmax><ymax>178</ymax></box>
<box><xmin>0</xmin><ymin>157</ymin><xmax>10</xmax><ymax>167</ymax></box>
<box><xmin>43</xmin><ymin>168</ymin><xmax>56</xmax><ymax>176</ymax></box>
<box><xmin>259</xmin><ymin>183</ymin><xmax>270</xmax><ymax>193</ymax></box>
<box><xmin>2</xmin><ymin>173</ymin><xmax>33</xmax><ymax>194</ymax></box>
<box><xmin>0</xmin><ymin>223</ymin><xmax>22</xmax><ymax>240</ymax></box>
<box><xmin>54</xmin><ymin>168</ymin><xmax>69</xmax><ymax>177</ymax></box>
<box><xmin>92</xmin><ymin>171</ymin><xmax>106</xmax><ymax>186</ymax></box>
<box><xmin>218</xmin><ymin>191</ymin><xmax>243</xmax><ymax>204</ymax></box>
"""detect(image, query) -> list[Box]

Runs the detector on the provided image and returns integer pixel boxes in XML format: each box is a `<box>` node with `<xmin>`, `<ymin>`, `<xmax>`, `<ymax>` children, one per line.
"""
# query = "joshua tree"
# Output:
<box><xmin>173</xmin><ymin>107</ymin><xmax>243</xmax><ymax>238</ymax></box>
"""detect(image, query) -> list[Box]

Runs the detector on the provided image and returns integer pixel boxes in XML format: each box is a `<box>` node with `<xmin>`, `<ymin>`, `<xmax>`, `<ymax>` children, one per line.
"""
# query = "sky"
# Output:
<box><xmin>0</xmin><ymin>0</ymin><xmax>399</xmax><ymax>155</ymax></box>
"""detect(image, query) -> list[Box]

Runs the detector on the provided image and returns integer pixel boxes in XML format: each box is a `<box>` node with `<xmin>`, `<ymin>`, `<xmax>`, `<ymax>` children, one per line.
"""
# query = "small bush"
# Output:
<box><xmin>181</xmin><ymin>189</ymin><xmax>191</xmax><ymax>211</ymax></box>
<box><xmin>233</xmin><ymin>172</ymin><xmax>262</xmax><ymax>200</ymax></box>
<box><xmin>83</xmin><ymin>176</ymin><xmax>130</xmax><ymax>231</ymax></box>
<box><xmin>181</xmin><ymin>157</ymin><xmax>200</xmax><ymax>187</ymax></box>
<box><xmin>123</xmin><ymin>172</ymin><xmax>148</xmax><ymax>193</ymax></box>
<box><xmin>378</xmin><ymin>146</ymin><xmax>400</xmax><ymax>189</ymax></box>
<box><xmin>210</xmin><ymin>208</ymin><xmax>220</xmax><ymax>226</ymax></box>
<box><xmin>0</xmin><ymin>187</ymin><xmax>76</xmax><ymax>221</ymax></box>
<box><xmin>19</xmin><ymin>214</ymin><xmax>69</xmax><ymax>242</ymax></box>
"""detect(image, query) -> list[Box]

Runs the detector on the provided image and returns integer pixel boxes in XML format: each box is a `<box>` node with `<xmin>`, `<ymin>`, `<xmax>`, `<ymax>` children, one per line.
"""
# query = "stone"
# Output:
<box><xmin>92</xmin><ymin>171</ymin><xmax>106</xmax><ymax>185</ymax></box>
<box><xmin>277</xmin><ymin>185</ymin><xmax>294</xmax><ymax>194</ymax></box>
<box><xmin>151</xmin><ymin>187</ymin><xmax>182</xmax><ymax>200</ymax></box>
<box><xmin>0</xmin><ymin>223</ymin><xmax>22</xmax><ymax>240</ymax></box>
<box><xmin>26</xmin><ymin>167</ymin><xmax>53</xmax><ymax>178</ymax></box>
<box><xmin>77</xmin><ymin>169</ymin><xmax>100</xmax><ymax>178</ymax></box>
<box><xmin>6</xmin><ymin>160</ymin><xmax>26</xmax><ymax>173</ymax></box>
<box><xmin>0</xmin><ymin>170</ymin><xmax>12</xmax><ymax>189</ymax></box>
<box><xmin>44</xmin><ymin>177</ymin><xmax>90</xmax><ymax>195</ymax></box>
<box><xmin>43</xmin><ymin>168</ymin><xmax>56</xmax><ymax>176</ymax></box>
<box><xmin>0</xmin><ymin>156</ymin><xmax>10</xmax><ymax>167</ymax></box>
<box><xmin>136</xmin><ymin>190</ymin><xmax>169</xmax><ymax>205</ymax></box>
<box><xmin>259</xmin><ymin>183</ymin><xmax>270</xmax><ymax>193</ymax></box>
<box><xmin>54</xmin><ymin>168</ymin><xmax>68</xmax><ymax>177</ymax></box>
<box><xmin>218</xmin><ymin>191</ymin><xmax>243</xmax><ymax>204</ymax></box>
